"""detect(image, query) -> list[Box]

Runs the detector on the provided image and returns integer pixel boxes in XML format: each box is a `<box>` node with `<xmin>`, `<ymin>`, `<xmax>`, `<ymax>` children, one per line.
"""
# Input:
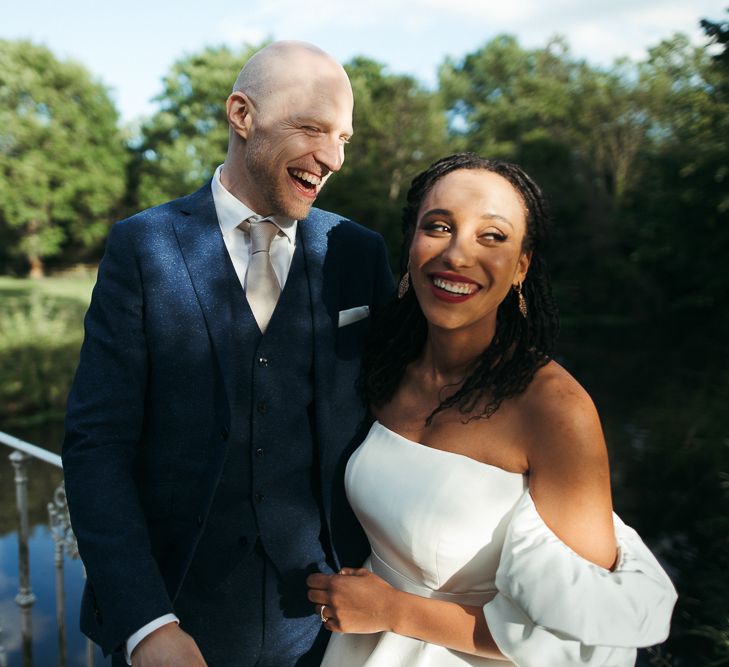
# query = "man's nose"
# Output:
<box><xmin>315</xmin><ymin>137</ymin><xmax>345</xmax><ymax>173</ymax></box>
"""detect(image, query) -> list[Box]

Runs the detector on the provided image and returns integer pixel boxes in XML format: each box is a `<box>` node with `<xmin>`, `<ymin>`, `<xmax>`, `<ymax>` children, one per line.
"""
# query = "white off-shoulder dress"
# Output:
<box><xmin>321</xmin><ymin>421</ymin><xmax>677</xmax><ymax>667</ymax></box>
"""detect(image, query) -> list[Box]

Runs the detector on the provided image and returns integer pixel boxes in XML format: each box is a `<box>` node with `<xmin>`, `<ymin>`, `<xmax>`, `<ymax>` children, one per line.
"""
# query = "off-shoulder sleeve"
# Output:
<box><xmin>483</xmin><ymin>491</ymin><xmax>677</xmax><ymax>667</ymax></box>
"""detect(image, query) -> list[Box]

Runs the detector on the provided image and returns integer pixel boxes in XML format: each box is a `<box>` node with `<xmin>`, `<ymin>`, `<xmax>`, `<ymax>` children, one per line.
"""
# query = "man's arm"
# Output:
<box><xmin>63</xmin><ymin>221</ymin><xmax>176</xmax><ymax>654</ymax></box>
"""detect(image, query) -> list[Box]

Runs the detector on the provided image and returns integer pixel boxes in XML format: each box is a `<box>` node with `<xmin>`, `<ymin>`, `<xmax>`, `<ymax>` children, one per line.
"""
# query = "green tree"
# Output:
<box><xmin>0</xmin><ymin>40</ymin><xmax>127</xmax><ymax>276</ymax></box>
<box><xmin>132</xmin><ymin>43</ymin><xmax>266</xmax><ymax>210</ymax></box>
<box><xmin>317</xmin><ymin>56</ymin><xmax>450</xmax><ymax>263</ymax></box>
<box><xmin>439</xmin><ymin>35</ymin><xmax>579</xmax><ymax>158</ymax></box>
<box><xmin>618</xmin><ymin>32</ymin><xmax>729</xmax><ymax>330</ymax></box>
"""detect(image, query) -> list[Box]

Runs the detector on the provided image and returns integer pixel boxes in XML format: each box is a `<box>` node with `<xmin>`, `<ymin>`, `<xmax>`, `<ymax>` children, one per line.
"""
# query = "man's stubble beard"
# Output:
<box><xmin>244</xmin><ymin>140</ymin><xmax>314</xmax><ymax>220</ymax></box>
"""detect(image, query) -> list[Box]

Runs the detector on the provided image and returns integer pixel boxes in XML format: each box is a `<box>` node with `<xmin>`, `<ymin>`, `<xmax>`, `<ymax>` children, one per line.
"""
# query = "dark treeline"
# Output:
<box><xmin>1</xmin><ymin>12</ymin><xmax>728</xmax><ymax>665</ymax></box>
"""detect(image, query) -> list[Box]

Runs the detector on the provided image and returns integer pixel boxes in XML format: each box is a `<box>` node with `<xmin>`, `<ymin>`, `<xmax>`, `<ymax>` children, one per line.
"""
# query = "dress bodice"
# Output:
<box><xmin>345</xmin><ymin>421</ymin><xmax>525</xmax><ymax>603</ymax></box>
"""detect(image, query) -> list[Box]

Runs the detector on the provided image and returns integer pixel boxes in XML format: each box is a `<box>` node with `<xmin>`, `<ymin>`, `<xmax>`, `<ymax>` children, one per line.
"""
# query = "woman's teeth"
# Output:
<box><xmin>432</xmin><ymin>277</ymin><xmax>478</xmax><ymax>295</ymax></box>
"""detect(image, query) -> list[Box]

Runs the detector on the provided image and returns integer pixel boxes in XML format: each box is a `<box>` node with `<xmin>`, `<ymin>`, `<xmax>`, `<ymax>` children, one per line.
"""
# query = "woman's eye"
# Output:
<box><xmin>481</xmin><ymin>230</ymin><xmax>507</xmax><ymax>242</ymax></box>
<box><xmin>423</xmin><ymin>222</ymin><xmax>451</xmax><ymax>234</ymax></box>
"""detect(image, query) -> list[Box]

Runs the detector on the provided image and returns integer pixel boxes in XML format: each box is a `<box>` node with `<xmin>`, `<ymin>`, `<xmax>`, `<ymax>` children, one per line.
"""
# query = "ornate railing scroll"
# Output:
<box><xmin>0</xmin><ymin>430</ymin><xmax>95</xmax><ymax>667</ymax></box>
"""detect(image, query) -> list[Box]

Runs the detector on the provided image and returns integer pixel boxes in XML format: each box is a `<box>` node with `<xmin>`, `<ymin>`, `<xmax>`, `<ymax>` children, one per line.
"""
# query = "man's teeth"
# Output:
<box><xmin>290</xmin><ymin>169</ymin><xmax>321</xmax><ymax>186</ymax></box>
<box><xmin>432</xmin><ymin>277</ymin><xmax>478</xmax><ymax>295</ymax></box>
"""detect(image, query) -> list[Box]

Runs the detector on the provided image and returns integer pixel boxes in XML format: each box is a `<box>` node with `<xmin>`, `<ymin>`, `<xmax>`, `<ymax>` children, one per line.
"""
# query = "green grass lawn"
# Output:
<box><xmin>0</xmin><ymin>274</ymin><xmax>95</xmax><ymax>427</ymax></box>
<box><xmin>0</xmin><ymin>274</ymin><xmax>95</xmax><ymax>302</ymax></box>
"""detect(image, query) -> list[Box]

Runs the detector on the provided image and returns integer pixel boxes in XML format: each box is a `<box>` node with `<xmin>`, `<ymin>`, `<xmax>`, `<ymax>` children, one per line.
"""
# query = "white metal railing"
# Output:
<box><xmin>0</xmin><ymin>430</ymin><xmax>95</xmax><ymax>667</ymax></box>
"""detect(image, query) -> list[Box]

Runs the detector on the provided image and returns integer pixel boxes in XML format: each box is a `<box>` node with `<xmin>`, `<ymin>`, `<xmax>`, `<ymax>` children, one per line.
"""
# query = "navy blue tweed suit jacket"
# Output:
<box><xmin>61</xmin><ymin>182</ymin><xmax>393</xmax><ymax>655</ymax></box>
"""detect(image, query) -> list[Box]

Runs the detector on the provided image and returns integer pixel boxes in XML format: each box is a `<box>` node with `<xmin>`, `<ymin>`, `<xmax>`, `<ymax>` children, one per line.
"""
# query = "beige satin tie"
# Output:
<box><xmin>240</xmin><ymin>216</ymin><xmax>281</xmax><ymax>333</ymax></box>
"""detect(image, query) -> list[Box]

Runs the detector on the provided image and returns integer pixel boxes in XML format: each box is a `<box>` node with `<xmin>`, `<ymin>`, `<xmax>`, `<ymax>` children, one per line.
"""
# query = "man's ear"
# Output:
<box><xmin>226</xmin><ymin>91</ymin><xmax>254</xmax><ymax>139</ymax></box>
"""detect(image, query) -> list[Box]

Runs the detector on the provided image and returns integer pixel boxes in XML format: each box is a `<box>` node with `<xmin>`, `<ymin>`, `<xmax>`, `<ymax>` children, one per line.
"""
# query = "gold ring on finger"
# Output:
<box><xmin>320</xmin><ymin>604</ymin><xmax>329</xmax><ymax>623</ymax></box>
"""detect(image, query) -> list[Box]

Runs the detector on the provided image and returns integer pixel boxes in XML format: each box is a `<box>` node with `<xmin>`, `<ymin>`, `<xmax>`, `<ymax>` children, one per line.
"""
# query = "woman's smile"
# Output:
<box><xmin>429</xmin><ymin>271</ymin><xmax>482</xmax><ymax>302</ymax></box>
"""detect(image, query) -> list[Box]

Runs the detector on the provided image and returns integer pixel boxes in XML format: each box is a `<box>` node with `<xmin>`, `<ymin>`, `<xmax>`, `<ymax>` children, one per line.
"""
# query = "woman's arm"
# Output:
<box><xmin>522</xmin><ymin>364</ymin><xmax>617</xmax><ymax>570</ymax></box>
<box><xmin>306</xmin><ymin>569</ymin><xmax>507</xmax><ymax>660</ymax></box>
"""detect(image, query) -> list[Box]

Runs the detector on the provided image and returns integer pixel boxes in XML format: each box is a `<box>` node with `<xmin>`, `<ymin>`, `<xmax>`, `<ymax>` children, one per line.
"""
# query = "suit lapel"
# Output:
<box><xmin>299</xmin><ymin>210</ymin><xmax>340</xmax><ymax>496</ymax></box>
<box><xmin>171</xmin><ymin>182</ymin><xmax>240</xmax><ymax>405</ymax></box>
<box><xmin>299</xmin><ymin>208</ymin><xmax>340</xmax><ymax>358</ymax></box>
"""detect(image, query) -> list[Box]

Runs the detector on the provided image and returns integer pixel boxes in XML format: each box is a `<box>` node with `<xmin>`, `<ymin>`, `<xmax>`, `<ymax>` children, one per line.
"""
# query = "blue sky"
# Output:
<box><xmin>3</xmin><ymin>0</ymin><xmax>725</xmax><ymax>123</ymax></box>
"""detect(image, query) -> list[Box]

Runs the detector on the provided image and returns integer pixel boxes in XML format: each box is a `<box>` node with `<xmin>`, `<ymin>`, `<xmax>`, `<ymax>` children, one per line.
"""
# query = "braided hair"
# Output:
<box><xmin>361</xmin><ymin>153</ymin><xmax>559</xmax><ymax>423</ymax></box>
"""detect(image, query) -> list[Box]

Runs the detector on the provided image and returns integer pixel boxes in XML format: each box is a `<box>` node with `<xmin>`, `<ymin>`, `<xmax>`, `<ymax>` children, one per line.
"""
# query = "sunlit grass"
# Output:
<box><xmin>0</xmin><ymin>275</ymin><xmax>94</xmax><ymax>427</ymax></box>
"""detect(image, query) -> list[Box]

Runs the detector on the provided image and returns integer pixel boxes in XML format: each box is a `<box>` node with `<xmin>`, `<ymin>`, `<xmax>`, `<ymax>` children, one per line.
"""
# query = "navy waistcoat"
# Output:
<box><xmin>186</xmin><ymin>237</ymin><xmax>327</xmax><ymax>588</ymax></box>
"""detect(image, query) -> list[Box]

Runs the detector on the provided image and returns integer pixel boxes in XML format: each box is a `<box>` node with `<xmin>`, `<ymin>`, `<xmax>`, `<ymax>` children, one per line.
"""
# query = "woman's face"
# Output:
<box><xmin>409</xmin><ymin>168</ymin><xmax>531</xmax><ymax>337</ymax></box>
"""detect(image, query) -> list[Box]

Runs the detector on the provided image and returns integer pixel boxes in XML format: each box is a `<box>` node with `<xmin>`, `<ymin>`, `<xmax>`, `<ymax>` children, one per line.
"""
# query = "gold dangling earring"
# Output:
<box><xmin>515</xmin><ymin>282</ymin><xmax>527</xmax><ymax>318</ymax></box>
<box><xmin>397</xmin><ymin>272</ymin><xmax>410</xmax><ymax>299</ymax></box>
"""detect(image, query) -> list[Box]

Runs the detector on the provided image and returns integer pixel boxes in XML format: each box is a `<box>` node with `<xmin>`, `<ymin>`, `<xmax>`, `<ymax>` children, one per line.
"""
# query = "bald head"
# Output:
<box><xmin>233</xmin><ymin>41</ymin><xmax>352</xmax><ymax>113</ymax></box>
<box><xmin>222</xmin><ymin>41</ymin><xmax>354</xmax><ymax>219</ymax></box>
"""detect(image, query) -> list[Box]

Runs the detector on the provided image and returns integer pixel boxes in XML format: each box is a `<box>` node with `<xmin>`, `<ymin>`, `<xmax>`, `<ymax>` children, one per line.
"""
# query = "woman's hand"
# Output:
<box><xmin>306</xmin><ymin>568</ymin><xmax>397</xmax><ymax>634</ymax></box>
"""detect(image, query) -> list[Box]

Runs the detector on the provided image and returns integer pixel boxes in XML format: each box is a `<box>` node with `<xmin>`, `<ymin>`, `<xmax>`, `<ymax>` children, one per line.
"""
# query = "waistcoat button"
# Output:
<box><xmin>257</xmin><ymin>402</ymin><xmax>267</xmax><ymax>414</ymax></box>
<box><xmin>255</xmin><ymin>492</ymin><xmax>264</xmax><ymax>502</ymax></box>
<box><xmin>255</xmin><ymin>448</ymin><xmax>264</xmax><ymax>458</ymax></box>
<box><xmin>258</xmin><ymin>356</ymin><xmax>269</xmax><ymax>367</ymax></box>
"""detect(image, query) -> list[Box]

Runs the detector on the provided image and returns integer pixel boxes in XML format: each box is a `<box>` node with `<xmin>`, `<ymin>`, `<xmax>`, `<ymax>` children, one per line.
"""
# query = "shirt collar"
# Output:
<box><xmin>211</xmin><ymin>165</ymin><xmax>297</xmax><ymax>243</ymax></box>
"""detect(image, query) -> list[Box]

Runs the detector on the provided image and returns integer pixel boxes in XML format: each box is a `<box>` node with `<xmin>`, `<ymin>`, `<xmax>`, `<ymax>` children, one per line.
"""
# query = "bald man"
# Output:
<box><xmin>62</xmin><ymin>41</ymin><xmax>393</xmax><ymax>666</ymax></box>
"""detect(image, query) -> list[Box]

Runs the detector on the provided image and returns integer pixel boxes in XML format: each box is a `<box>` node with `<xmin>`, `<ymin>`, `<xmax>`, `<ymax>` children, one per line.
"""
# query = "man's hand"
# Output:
<box><xmin>131</xmin><ymin>623</ymin><xmax>207</xmax><ymax>666</ymax></box>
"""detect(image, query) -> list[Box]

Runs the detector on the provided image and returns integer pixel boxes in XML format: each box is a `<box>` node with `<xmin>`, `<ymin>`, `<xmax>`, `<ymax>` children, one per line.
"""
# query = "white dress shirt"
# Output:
<box><xmin>125</xmin><ymin>166</ymin><xmax>298</xmax><ymax>663</ymax></box>
<box><xmin>212</xmin><ymin>164</ymin><xmax>297</xmax><ymax>290</ymax></box>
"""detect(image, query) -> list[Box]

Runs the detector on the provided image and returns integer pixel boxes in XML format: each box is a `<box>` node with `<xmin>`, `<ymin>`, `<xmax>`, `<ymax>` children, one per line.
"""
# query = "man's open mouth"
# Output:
<box><xmin>288</xmin><ymin>168</ymin><xmax>322</xmax><ymax>195</ymax></box>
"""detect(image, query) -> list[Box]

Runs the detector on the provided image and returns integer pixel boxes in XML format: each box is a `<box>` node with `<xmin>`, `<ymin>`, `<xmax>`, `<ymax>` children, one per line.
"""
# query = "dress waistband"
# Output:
<box><xmin>368</xmin><ymin>549</ymin><xmax>497</xmax><ymax>607</ymax></box>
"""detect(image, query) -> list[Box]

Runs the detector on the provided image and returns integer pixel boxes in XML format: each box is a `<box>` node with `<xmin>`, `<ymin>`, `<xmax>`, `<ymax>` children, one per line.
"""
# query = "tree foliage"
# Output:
<box><xmin>0</xmin><ymin>40</ymin><xmax>127</xmax><ymax>276</ymax></box>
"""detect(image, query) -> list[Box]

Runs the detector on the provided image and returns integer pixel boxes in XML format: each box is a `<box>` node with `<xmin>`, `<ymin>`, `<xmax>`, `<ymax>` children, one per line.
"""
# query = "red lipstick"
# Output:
<box><xmin>428</xmin><ymin>272</ymin><xmax>481</xmax><ymax>303</ymax></box>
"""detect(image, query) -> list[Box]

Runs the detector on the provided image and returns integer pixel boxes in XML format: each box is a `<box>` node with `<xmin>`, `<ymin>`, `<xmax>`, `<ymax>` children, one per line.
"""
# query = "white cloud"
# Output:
<box><xmin>219</xmin><ymin>24</ymin><xmax>270</xmax><ymax>47</ymax></box>
<box><xmin>219</xmin><ymin>0</ymin><xmax>398</xmax><ymax>40</ymax></box>
<box><xmin>0</xmin><ymin>599</ymin><xmax>52</xmax><ymax>653</ymax></box>
<box><xmin>485</xmin><ymin>0</ymin><xmax>722</xmax><ymax>65</ymax></box>
<box><xmin>420</xmin><ymin>0</ymin><xmax>535</xmax><ymax>22</ymax></box>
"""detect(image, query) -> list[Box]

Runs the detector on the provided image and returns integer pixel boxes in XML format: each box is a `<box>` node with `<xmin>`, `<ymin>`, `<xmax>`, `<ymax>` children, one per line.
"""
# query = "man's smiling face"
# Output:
<box><xmin>241</xmin><ymin>67</ymin><xmax>354</xmax><ymax>220</ymax></box>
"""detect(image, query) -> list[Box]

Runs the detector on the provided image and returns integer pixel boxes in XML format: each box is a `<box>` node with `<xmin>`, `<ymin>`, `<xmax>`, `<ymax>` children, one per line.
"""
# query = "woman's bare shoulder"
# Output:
<box><xmin>518</xmin><ymin>360</ymin><xmax>607</xmax><ymax>468</ymax></box>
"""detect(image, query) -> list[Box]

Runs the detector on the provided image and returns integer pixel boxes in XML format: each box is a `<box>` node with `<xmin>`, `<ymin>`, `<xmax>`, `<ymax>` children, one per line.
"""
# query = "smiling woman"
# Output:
<box><xmin>308</xmin><ymin>153</ymin><xmax>677</xmax><ymax>667</ymax></box>
<box><xmin>409</xmin><ymin>169</ymin><xmax>531</xmax><ymax>333</ymax></box>
<box><xmin>364</xmin><ymin>154</ymin><xmax>559</xmax><ymax>424</ymax></box>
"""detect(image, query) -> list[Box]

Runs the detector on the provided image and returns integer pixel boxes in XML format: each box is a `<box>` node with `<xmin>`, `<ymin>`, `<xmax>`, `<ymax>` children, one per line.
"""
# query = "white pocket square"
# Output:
<box><xmin>338</xmin><ymin>306</ymin><xmax>370</xmax><ymax>327</ymax></box>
